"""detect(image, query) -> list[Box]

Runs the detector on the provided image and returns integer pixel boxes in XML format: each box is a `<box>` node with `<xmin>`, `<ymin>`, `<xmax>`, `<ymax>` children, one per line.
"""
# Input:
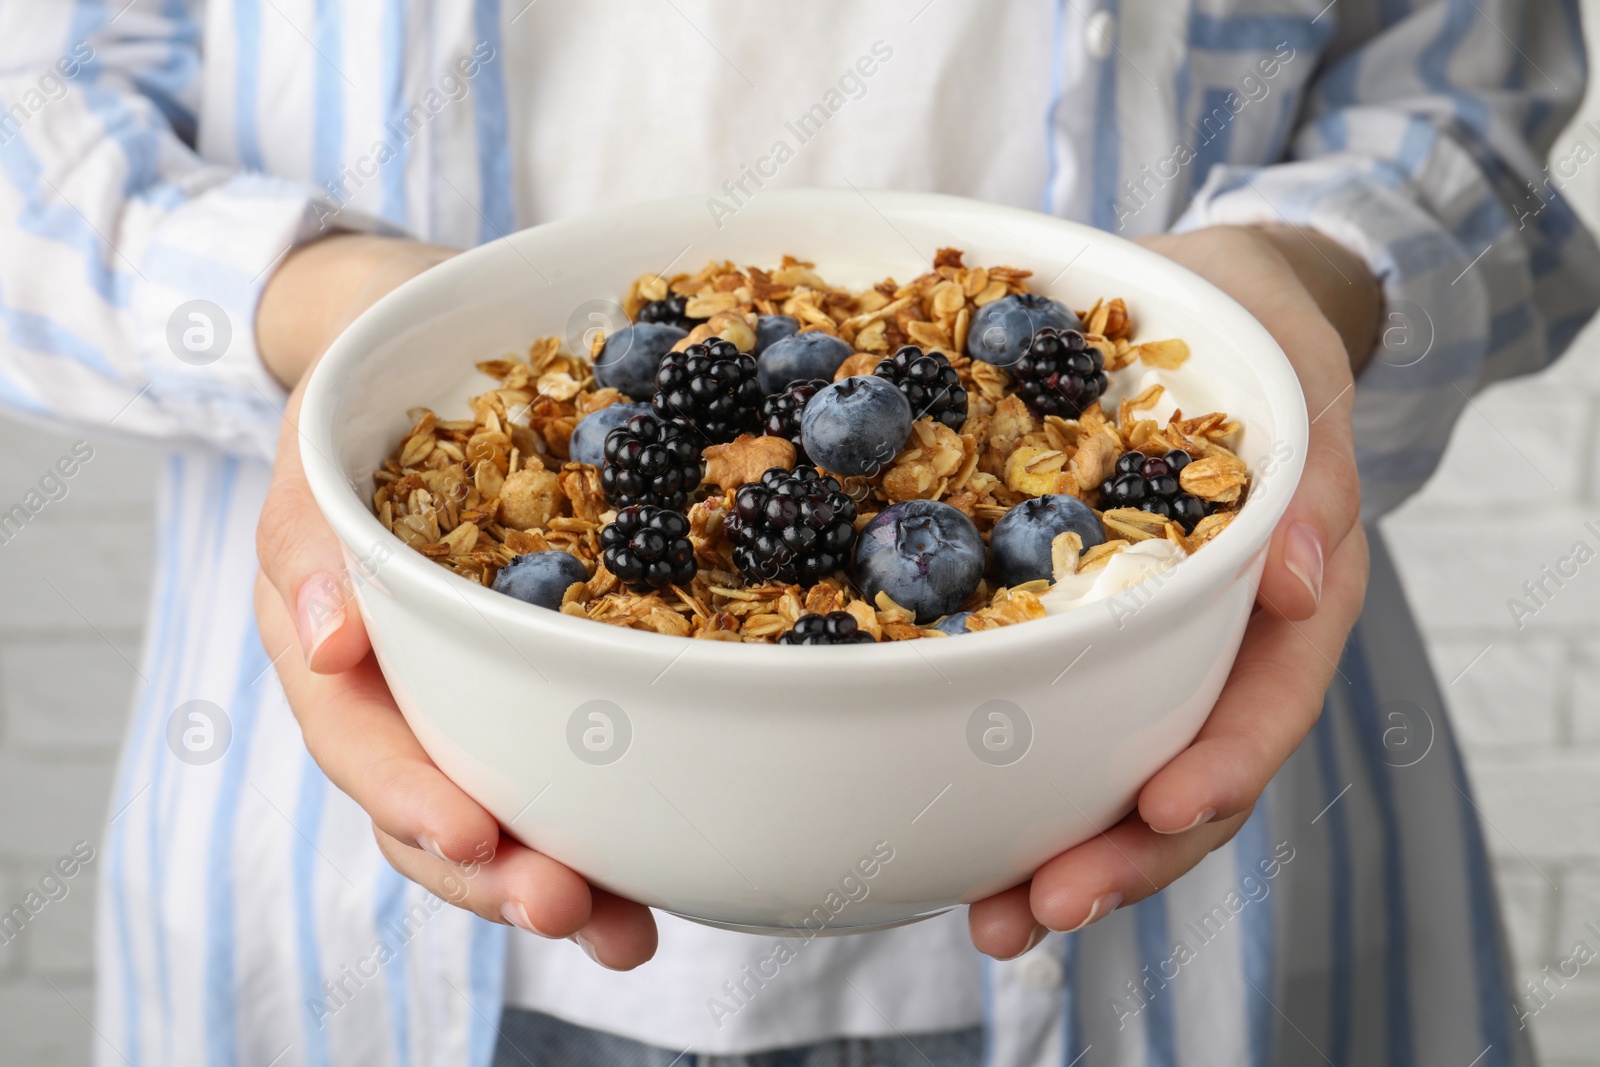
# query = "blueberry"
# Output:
<box><xmin>800</xmin><ymin>375</ymin><xmax>913</xmax><ymax>477</ymax></box>
<box><xmin>854</xmin><ymin>500</ymin><xmax>985</xmax><ymax>624</ymax></box>
<box><xmin>593</xmin><ymin>322</ymin><xmax>687</xmax><ymax>399</ymax></box>
<box><xmin>567</xmin><ymin>402</ymin><xmax>652</xmax><ymax>466</ymax></box>
<box><xmin>965</xmin><ymin>294</ymin><xmax>1079</xmax><ymax>368</ymax></box>
<box><xmin>989</xmin><ymin>494</ymin><xmax>1107</xmax><ymax>587</ymax></box>
<box><xmin>491</xmin><ymin>551</ymin><xmax>589</xmax><ymax>610</ymax></box>
<box><xmin>757</xmin><ymin>330</ymin><xmax>853</xmax><ymax>394</ymax></box>
<box><xmin>933</xmin><ymin>611</ymin><xmax>972</xmax><ymax>636</ymax></box>
<box><xmin>754</xmin><ymin>314</ymin><xmax>801</xmax><ymax>355</ymax></box>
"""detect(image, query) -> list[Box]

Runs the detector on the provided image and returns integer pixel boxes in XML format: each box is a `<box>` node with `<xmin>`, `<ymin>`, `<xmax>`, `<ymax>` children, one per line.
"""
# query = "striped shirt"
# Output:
<box><xmin>1</xmin><ymin>1</ymin><xmax>1595</xmax><ymax>1064</ymax></box>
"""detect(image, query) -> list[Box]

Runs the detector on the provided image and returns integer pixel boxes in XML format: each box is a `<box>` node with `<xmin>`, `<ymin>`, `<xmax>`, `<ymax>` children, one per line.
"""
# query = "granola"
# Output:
<box><xmin>371</xmin><ymin>250</ymin><xmax>1251</xmax><ymax>642</ymax></box>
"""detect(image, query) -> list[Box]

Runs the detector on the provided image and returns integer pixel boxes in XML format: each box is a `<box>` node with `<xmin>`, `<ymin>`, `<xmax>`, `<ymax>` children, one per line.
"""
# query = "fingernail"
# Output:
<box><xmin>998</xmin><ymin>924</ymin><xmax>1049</xmax><ymax>961</ymax></box>
<box><xmin>1284</xmin><ymin>524</ymin><xmax>1324</xmax><ymax>609</ymax></box>
<box><xmin>499</xmin><ymin>900</ymin><xmax>563</xmax><ymax>938</ymax></box>
<box><xmin>1056</xmin><ymin>891</ymin><xmax>1123</xmax><ymax>934</ymax></box>
<box><xmin>296</xmin><ymin>573</ymin><xmax>346</xmax><ymax>664</ymax></box>
<box><xmin>1153</xmin><ymin>807</ymin><xmax>1215</xmax><ymax>835</ymax></box>
<box><xmin>500</xmin><ymin>901</ymin><xmax>537</xmax><ymax>934</ymax></box>
<box><xmin>572</xmin><ymin>931</ymin><xmax>623</xmax><ymax>971</ymax></box>
<box><xmin>418</xmin><ymin>836</ymin><xmax>449</xmax><ymax>863</ymax></box>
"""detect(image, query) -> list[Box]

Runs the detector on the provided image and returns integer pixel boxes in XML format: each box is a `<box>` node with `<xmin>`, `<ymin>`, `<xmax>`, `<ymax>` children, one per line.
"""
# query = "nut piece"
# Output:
<box><xmin>707</xmin><ymin>310</ymin><xmax>755</xmax><ymax>351</ymax></box>
<box><xmin>1004</xmin><ymin>446</ymin><xmax>1073</xmax><ymax>497</ymax></box>
<box><xmin>702</xmin><ymin>434</ymin><xmax>797</xmax><ymax>491</ymax></box>
<box><xmin>1051</xmin><ymin>531</ymin><xmax>1083</xmax><ymax>580</ymax></box>
<box><xmin>1069</xmin><ymin>432</ymin><xmax>1118</xmax><ymax>493</ymax></box>
<box><xmin>1179</xmin><ymin>453</ymin><xmax>1248</xmax><ymax>503</ymax></box>
<box><xmin>499</xmin><ymin>468</ymin><xmax>564</xmax><ymax>529</ymax></box>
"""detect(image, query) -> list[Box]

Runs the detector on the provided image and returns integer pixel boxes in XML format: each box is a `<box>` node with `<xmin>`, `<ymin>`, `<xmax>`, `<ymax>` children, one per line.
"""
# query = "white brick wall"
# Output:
<box><xmin>1380</xmin><ymin>26</ymin><xmax>1600</xmax><ymax>1051</ymax></box>
<box><xmin>3</xmin><ymin>10</ymin><xmax>1600</xmax><ymax>1062</ymax></box>
<box><xmin>0</xmin><ymin>423</ymin><xmax>155</xmax><ymax>1066</ymax></box>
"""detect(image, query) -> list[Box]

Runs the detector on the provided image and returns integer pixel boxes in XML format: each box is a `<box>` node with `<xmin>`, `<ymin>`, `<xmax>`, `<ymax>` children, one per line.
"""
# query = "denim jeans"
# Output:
<box><xmin>493</xmin><ymin>1008</ymin><xmax>985</xmax><ymax>1067</ymax></box>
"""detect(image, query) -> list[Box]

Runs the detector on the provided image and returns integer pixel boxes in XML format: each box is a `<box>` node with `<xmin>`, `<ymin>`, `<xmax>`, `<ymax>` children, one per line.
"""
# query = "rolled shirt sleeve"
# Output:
<box><xmin>1173</xmin><ymin>0</ymin><xmax>1600</xmax><ymax>519</ymax></box>
<box><xmin>0</xmin><ymin>3</ymin><xmax>391</xmax><ymax>460</ymax></box>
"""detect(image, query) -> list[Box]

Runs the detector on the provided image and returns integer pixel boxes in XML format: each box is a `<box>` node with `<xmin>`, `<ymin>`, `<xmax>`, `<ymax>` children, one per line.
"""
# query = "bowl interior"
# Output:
<box><xmin>303</xmin><ymin>189</ymin><xmax>1306</xmax><ymax>655</ymax></box>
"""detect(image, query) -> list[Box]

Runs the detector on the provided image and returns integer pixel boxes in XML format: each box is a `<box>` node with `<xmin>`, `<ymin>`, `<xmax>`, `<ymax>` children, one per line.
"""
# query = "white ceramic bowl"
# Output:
<box><xmin>300</xmin><ymin>190</ymin><xmax>1306</xmax><ymax>934</ymax></box>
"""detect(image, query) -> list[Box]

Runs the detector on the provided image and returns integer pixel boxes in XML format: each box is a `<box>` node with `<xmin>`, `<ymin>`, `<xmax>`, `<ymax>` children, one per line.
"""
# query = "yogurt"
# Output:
<box><xmin>1038</xmin><ymin>538</ymin><xmax>1187</xmax><ymax>616</ymax></box>
<box><xmin>1101</xmin><ymin>366</ymin><xmax>1182</xmax><ymax>425</ymax></box>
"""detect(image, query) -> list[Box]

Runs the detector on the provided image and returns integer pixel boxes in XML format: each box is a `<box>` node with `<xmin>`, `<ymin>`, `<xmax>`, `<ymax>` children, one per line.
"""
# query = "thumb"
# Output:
<box><xmin>256</xmin><ymin>378</ymin><xmax>372</xmax><ymax>673</ymax></box>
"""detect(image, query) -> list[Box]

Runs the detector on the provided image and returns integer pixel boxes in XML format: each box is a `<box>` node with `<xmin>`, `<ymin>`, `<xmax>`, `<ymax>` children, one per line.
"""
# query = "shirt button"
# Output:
<box><xmin>1086</xmin><ymin>10</ymin><xmax>1116</xmax><ymax>60</ymax></box>
<box><xmin>1019</xmin><ymin>949</ymin><xmax>1064</xmax><ymax>991</ymax></box>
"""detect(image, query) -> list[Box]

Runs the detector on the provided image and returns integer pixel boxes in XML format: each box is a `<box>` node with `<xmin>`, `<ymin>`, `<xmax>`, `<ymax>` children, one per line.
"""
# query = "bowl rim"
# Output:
<box><xmin>299</xmin><ymin>188</ymin><xmax>1308</xmax><ymax>666</ymax></box>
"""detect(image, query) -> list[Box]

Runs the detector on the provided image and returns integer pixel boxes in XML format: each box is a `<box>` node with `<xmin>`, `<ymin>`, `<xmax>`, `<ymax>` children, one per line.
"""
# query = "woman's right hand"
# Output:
<box><xmin>252</xmin><ymin>234</ymin><xmax>660</xmax><ymax>969</ymax></box>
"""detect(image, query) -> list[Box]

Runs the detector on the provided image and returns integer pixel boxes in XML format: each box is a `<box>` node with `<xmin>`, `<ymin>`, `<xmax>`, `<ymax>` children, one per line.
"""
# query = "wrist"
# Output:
<box><xmin>1244</xmin><ymin>223</ymin><xmax>1383</xmax><ymax>373</ymax></box>
<box><xmin>256</xmin><ymin>234</ymin><xmax>454</xmax><ymax>389</ymax></box>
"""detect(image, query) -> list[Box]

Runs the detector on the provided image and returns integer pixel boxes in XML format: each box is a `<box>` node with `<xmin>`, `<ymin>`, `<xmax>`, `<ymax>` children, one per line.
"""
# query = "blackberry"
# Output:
<box><xmin>759</xmin><ymin>378</ymin><xmax>829</xmax><ymax>460</ymax></box>
<box><xmin>599</xmin><ymin>413</ymin><xmax>703</xmax><ymax>511</ymax></box>
<box><xmin>600</xmin><ymin>505</ymin><xmax>697</xmax><ymax>591</ymax></box>
<box><xmin>725</xmin><ymin>466</ymin><xmax>858</xmax><ymax>585</ymax></box>
<box><xmin>872</xmin><ymin>345</ymin><xmax>968</xmax><ymax>430</ymax></box>
<box><xmin>779</xmin><ymin>611</ymin><xmax>875</xmax><ymax>645</ymax></box>
<box><xmin>636</xmin><ymin>294</ymin><xmax>704</xmax><ymax>332</ymax></box>
<box><xmin>652</xmin><ymin>339</ymin><xmax>763</xmax><ymax>445</ymax></box>
<box><xmin>1099</xmin><ymin>449</ymin><xmax>1210</xmax><ymax>532</ymax></box>
<box><xmin>1012</xmin><ymin>328</ymin><xmax>1107</xmax><ymax>419</ymax></box>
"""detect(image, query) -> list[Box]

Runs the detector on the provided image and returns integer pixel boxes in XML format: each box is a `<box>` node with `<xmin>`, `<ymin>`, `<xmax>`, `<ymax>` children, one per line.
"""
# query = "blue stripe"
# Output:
<box><xmin>1062</xmin><ymin>931</ymin><xmax>1083</xmax><ymax>1065</ymax></box>
<box><xmin>1418</xmin><ymin>0</ymin><xmax>1492</xmax><ymax>139</ymax></box>
<box><xmin>1316</xmin><ymin>46</ymin><xmax>1361</xmax><ymax>111</ymax></box>
<box><xmin>1188</xmin><ymin>14</ymin><xmax>1329</xmax><ymax>55</ymax></box>
<box><xmin>313</xmin><ymin>0</ymin><xmax>345</xmax><ymax>193</ymax></box>
<box><xmin>0</xmin><ymin>280</ymin><xmax>116</xmax><ymax>376</ymax></box>
<box><xmin>470</xmin><ymin>0</ymin><xmax>515</xmax><ymax>241</ymax></box>
<box><xmin>234</xmin><ymin>0</ymin><xmax>265</xmax><ymax>170</ymax></box>
<box><xmin>1522</xmin><ymin>98</ymin><xmax>1553</xmax><ymax>141</ymax></box>
<box><xmin>1089</xmin><ymin>0</ymin><xmax>1122</xmax><ymax>232</ymax></box>
<box><xmin>148</xmin><ymin>460</ymin><xmax>236</xmax><ymax>1057</ymax></box>
<box><xmin>375</xmin><ymin>867</ymin><xmax>412</xmax><ymax>1067</ymax></box>
<box><xmin>1378</xmin><ymin>0</ymin><xmax>1412</xmax><ymax>29</ymax></box>
<box><xmin>1394</xmin><ymin>119</ymin><xmax>1437</xmax><ymax>176</ymax></box>
<box><xmin>294</xmin><ymin>756</ymin><xmax>333</xmax><ymax>1067</ymax></box>
<box><xmin>1489</xmin><ymin>303</ymin><xmax>1534</xmax><ymax>351</ymax></box>
<box><xmin>104</xmin><ymin>453</ymin><xmax>188</xmax><ymax>1065</ymax></box>
<box><xmin>1452</xmin><ymin>194</ymin><xmax>1508</xmax><ymax>255</ymax></box>
<box><xmin>1561</xmin><ymin>0</ymin><xmax>1588</xmax><ymax>78</ymax></box>
<box><xmin>142</xmin><ymin>245</ymin><xmax>263</xmax><ymax>314</ymax></box>
<box><xmin>203</xmin><ymin>614</ymin><xmax>272</xmax><ymax>1067</ymax></box>
<box><xmin>1039</xmin><ymin>0</ymin><xmax>1067</xmax><ymax>214</ymax></box>
<box><xmin>0</xmin><ymin>133</ymin><xmax>135</xmax><ymax>308</ymax></box>
<box><xmin>1235</xmin><ymin>811</ymin><xmax>1277</xmax><ymax>1067</ymax></box>
<box><xmin>1319</xmin><ymin>108</ymin><xmax>1349</xmax><ymax>153</ymax></box>
<box><xmin>1262</xmin><ymin>83</ymin><xmax>1299</xmax><ymax>163</ymax></box>
<box><xmin>1190</xmin><ymin>89</ymin><xmax>1238</xmax><ymax>198</ymax></box>
<box><xmin>1174</xmin><ymin>0</ymin><xmax>1199</xmax><ymax>198</ymax></box>
<box><xmin>130</xmin><ymin>1</ymin><xmax>203</xmax><ymax>143</ymax></box>
<box><xmin>1444</xmin><ymin>715</ymin><xmax>1518</xmax><ymax>1064</ymax></box>
<box><xmin>980</xmin><ymin>954</ymin><xmax>994</xmax><ymax>1065</ymax></box>
<box><xmin>1311</xmin><ymin>712</ymin><xmax>1353</xmax><ymax>1067</ymax></box>
<box><xmin>380</xmin><ymin>0</ymin><xmax>411</xmax><ymax>224</ymax></box>
<box><xmin>1343</xmin><ymin>633</ymin><xmax>1416</xmax><ymax>1067</ymax></box>
<box><xmin>1135</xmin><ymin>899</ymin><xmax>1176</xmax><ymax>1067</ymax></box>
<box><xmin>467</xmin><ymin>917</ymin><xmax>507</xmax><ymax>1067</ymax></box>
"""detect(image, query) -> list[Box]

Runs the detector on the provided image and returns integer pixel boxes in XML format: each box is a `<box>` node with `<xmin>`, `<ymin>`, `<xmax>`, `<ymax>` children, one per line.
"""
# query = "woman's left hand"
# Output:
<box><xmin>968</xmin><ymin>224</ymin><xmax>1376</xmax><ymax>958</ymax></box>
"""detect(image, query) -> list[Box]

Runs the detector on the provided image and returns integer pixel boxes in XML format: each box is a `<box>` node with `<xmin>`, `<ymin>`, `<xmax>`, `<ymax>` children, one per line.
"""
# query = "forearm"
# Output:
<box><xmin>257</xmin><ymin>235</ymin><xmax>459</xmax><ymax>389</ymax></box>
<box><xmin>1248</xmin><ymin>224</ymin><xmax>1383</xmax><ymax>375</ymax></box>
